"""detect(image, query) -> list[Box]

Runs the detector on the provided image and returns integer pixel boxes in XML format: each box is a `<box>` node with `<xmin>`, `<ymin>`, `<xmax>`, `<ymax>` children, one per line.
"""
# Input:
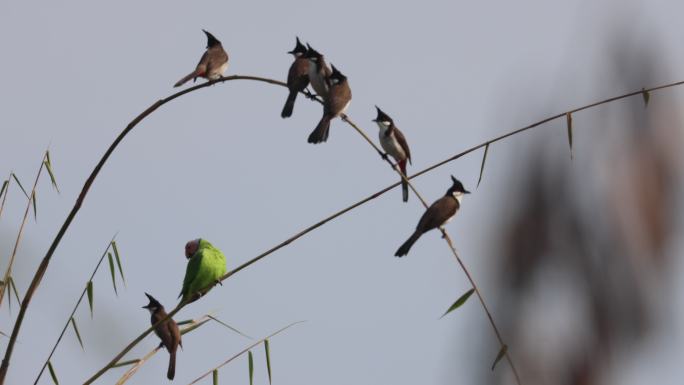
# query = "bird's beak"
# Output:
<box><xmin>287</xmin><ymin>50</ymin><xmax>295</xmax><ymax>54</ymax></box>
<box><xmin>372</xmin><ymin>118</ymin><xmax>378</xmax><ymax>122</ymax></box>
<box><xmin>142</xmin><ymin>305</ymin><xmax>150</xmax><ymax>309</ymax></box>
<box><xmin>464</xmin><ymin>190</ymin><xmax>471</xmax><ymax>194</ymax></box>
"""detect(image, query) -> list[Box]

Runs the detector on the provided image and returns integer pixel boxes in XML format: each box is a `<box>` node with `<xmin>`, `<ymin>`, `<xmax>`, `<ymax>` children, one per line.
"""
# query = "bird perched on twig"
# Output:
<box><xmin>281</xmin><ymin>37</ymin><xmax>310</xmax><ymax>118</ymax></box>
<box><xmin>305</xmin><ymin>44</ymin><xmax>332</xmax><ymax>99</ymax></box>
<box><xmin>374</xmin><ymin>106</ymin><xmax>412</xmax><ymax>202</ymax></box>
<box><xmin>143</xmin><ymin>293</ymin><xmax>182</xmax><ymax>380</ymax></box>
<box><xmin>179</xmin><ymin>238</ymin><xmax>227</xmax><ymax>303</ymax></box>
<box><xmin>395</xmin><ymin>176</ymin><xmax>470</xmax><ymax>256</ymax></box>
<box><xmin>173</xmin><ymin>30</ymin><xmax>229</xmax><ymax>87</ymax></box>
<box><xmin>308</xmin><ymin>64</ymin><xmax>351</xmax><ymax>144</ymax></box>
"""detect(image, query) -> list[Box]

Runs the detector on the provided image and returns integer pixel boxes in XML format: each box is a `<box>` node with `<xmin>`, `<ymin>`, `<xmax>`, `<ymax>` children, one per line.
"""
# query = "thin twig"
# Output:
<box><xmin>187</xmin><ymin>321</ymin><xmax>304</xmax><ymax>384</ymax></box>
<box><xmin>114</xmin><ymin>315</ymin><xmax>215</xmax><ymax>385</ymax></box>
<box><xmin>0</xmin><ymin>173</ymin><xmax>11</xmax><ymax>223</ymax></box>
<box><xmin>75</xmin><ymin>77</ymin><xmax>684</xmax><ymax>385</ymax></box>
<box><xmin>0</xmin><ymin>153</ymin><xmax>47</xmax><ymax>308</ymax></box>
<box><xmin>341</xmin><ymin>114</ymin><xmax>521</xmax><ymax>383</ymax></box>
<box><xmin>33</xmin><ymin>235</ymin><xmax>117</xmax><ymax>385</ymax></box>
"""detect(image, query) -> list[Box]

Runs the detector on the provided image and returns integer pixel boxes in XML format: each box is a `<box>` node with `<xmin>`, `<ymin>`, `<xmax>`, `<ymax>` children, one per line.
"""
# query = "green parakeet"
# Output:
<box><xmin>179</xmin><ymin>238</ymin><xmax>227</xmax><ymax>303</ymax></box>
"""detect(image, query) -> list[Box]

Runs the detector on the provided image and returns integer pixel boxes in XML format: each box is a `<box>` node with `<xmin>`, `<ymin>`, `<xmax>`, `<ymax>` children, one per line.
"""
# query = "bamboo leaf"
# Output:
<box><xmin>566</xmin><ymin>112</ymin><xmax>573</xmax><ymax>159</ymax></box>
<box><xmin>44</xmin><ymin>155</ymin><xmax>60</xmax><ymax>193</ymax></box>
<box><xmin>6</xmin><ymin>279</ymin><xmax>11</xmax><ymax>311</ymax></box>
<box><xmin>8</xmin><ymin>276</ymin><xmax>21</xmax><ymax>304</ymax></box>
<box><xmin>70</xmin><ymin>317</ymin><xmax>84</xmax><ymax>350</ymax></box>
<box><xmin>180</xmin><ymin>318</ymin><xmax>211</xmax><ymax>335</ymax></box>
<box><xmin>112</xmin><ymin>359</ymin><xmax>140</xmax><ymax>368</ymax></box>
<box><xmin>31</xmin><ymin>191</ymin><xmax>37</xmax><ymax>221</ymax></box>
<box><xmin>213</xmin><ymin>369</ymin><xmax>219</xmax><ymax>385</ymax></box>
<box><xmin>642</xmin><ymin>87</ymin><xmax>650</xmax><ymax>106</ymax></box>
<box><xmin>107</xmin><ymin>252</ymin><xmax>118</xmax><ymax>296</ymax></box>
<box><xmin>86</xmin><ymin>281</ymin><xmax>94</xmax><ymax>318</ymax></box>
<box><xmin>491</xmin><ymin>344</ymin><xmax>508</xmax><ymax>371</ymax></box>
<box><xmin>248</xmin><ymin>350</ymin><xmax>254</xmax><ymax>385</ymax></box>
<box><xmin>47</xmin><ymin>360</ymin><xmax>60</xmax><ymax>385</ymax></box>
<box><xmin>111</xmin><ymin>241</ymin><xmax>125</xmax><ymax>286</ymax></box>
<box><xmin>477</xmin><ymin>143</ymin><xmax>490</xmax><ymax>188</ymax></box>
<box><xmin>11</xmin><ymin>173</ymin><xmax>29</xmax><ymax>199</ymax></box>
<box><xmin>208</xmin><ymin>315</ymin><xmax>253</xmax><ymax>339</ymax></box>
<box><xmin>0</xmin><ymin>180</ymin><xmax>8</xmax><ymax>200</ymax></box>
<box><xmin>440</xmin><ymin>288</ymin><xmax>475</xmax><ymax>319</ymax></box>
<box><xmin>264</xmin><ymin>339</ymin><xmax>272</xmax><ymax>384</ymax></box>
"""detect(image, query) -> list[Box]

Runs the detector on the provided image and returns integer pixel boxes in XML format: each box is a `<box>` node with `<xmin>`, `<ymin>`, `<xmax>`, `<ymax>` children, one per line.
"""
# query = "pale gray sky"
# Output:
<box><xmin>1</xmin><ymin>0</ymin><xmax>683</xmax><ymax>384</ymax></box>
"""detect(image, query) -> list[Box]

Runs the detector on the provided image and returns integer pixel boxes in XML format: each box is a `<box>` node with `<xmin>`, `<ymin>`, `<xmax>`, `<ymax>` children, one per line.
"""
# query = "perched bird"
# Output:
<box><xmin>143</xmin><ymin>293</ymin><xmax>182</xmax><ymax>380</ymax></box>
<box><xmin>281</xmin><ymin>37</ymin><xmax>310</xmax><ymax>118</ymax></box>
<box><xmin>395</xmin><ymin>176</ymin><xmax>470</xmax><ymax>257</ymax></box>
<box><xmin>179</xmin><ymin>239</ymin><xmax>227</xmax><ymax>303</ymax></box>
<box><xmin>305</xmin><ymin>44</ymin><xmax>332</xmax><ymax>99</ymax></box>
<box><xmin>373</xmin><ymin>106</ymin><xmax>413</xmax><ymax>202</ymax></box>
<box><xmin>308</xmin><ymin>64</ymin><xmax>351</xmax><ymax>144</ymax></box>
<box><xmin>173</xmin><ymin>30</ymin><xmax>229</xmax><ymax>87</ymax></box>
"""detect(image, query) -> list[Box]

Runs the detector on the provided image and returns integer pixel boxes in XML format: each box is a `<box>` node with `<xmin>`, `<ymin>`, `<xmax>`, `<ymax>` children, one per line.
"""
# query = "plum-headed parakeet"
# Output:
<box><xmin>179</xmin><ymin>238</ymin><xmax>227</xmax><ymax>303</ymax></box>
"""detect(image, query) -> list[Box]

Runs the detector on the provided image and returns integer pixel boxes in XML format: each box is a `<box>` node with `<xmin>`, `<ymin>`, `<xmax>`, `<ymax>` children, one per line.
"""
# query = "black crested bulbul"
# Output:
<box><xmin>395</xmin><ymin>176</ymin><xmax>470</xmax><ymax>257</ymax></box>
<box><xmin>174</xmin><ymin>30</ymin><xmax>229</xmax><ymax>87</ymax></box>
<box><xmin>143</xmin><ymin>293</ymin><xmax>182</xmax><ymax>380</ymax></box>
<box><xmin>308</xmin><ymin>64</ymin><xmax>351</xmax><ymax>144</ymax></box>
<box><xmin>373</xmin><ymin>106</ymin><xmax>412</xmax><ymax>202</ymax></box>
<box><xmin>305</xmin><ymin>44</ymin><xmax>332</xmax><ymax>99</ymax></box>
<box><xmin>281</xmin><ymin>37</ymin><xmax>310</xmax><ymax>118</ymax></box>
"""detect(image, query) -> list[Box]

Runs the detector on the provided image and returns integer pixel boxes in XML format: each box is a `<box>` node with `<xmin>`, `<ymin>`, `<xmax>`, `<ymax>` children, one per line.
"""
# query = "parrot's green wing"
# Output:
<box><xmin>179</xmin><ymin>251</ymin><xmax>203</xmax><ymax>299</ymax></box>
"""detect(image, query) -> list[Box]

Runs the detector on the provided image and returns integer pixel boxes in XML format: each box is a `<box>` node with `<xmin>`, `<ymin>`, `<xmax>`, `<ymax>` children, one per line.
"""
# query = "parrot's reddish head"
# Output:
<box><xmin>185</xmin><ymin>239</ymin><xmax>201</xmax><ymax>258</ymax></box>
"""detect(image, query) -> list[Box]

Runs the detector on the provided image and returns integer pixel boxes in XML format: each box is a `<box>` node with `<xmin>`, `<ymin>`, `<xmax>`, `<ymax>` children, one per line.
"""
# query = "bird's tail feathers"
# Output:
<box><xmin>167</xmin><ymin>349</ymin><xmax>176</xmax><ymax>380</ymax></box>
<box><xmin>308</xmin><ymin>115</ymin><xmax>331</xmax><ymax>144</ymax></box>
<box><xmin>395</xmin><ymin>231</ymin><xmax>421</xmax><ymax>257</ymax></box>
<box><xmin>281</xmin><ymin>91</ymin><xmax>298</xmax><ymax>118</ymax></box>
<box><xmin>399</xmin><ymin>159</ymin><xmax>409</xmax><ymax>202</ymax></box>
<box><xmin>174</xmin><ymin>70</ymin><xmax>199</xmax><ymax>87</ymax></box>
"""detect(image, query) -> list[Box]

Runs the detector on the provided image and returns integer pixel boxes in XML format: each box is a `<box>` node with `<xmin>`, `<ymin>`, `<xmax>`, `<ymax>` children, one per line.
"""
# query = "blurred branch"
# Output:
<box><xmin>0</xmin><ymin>152</ymin><xmax>48</xmax><ymax>308</ymax></box>
<box><xmin>33</xmin><ymin>235</ymin><xmax>117</xmax><ymax>385</ymax></box>
<box><xmin>187</xmin><ymin>321</ymin><xmax>304</xmax><ymax>385</ymax></box>
<box><xmin>9</xmin><ymin>72</ymin><xmax>682</xmax><ymax>383</ymax></box>
<box><xmin>0</xmin><ymin>173</ymin><xmax>11</xmax><ymax>222</ymax></box>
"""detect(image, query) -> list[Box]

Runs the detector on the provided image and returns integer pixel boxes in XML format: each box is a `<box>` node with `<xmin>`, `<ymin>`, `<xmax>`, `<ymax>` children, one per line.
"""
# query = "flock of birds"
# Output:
<box><xmin>143</xmin><ymin>30</ymin><xmax>472</xmax><ymax>380</ymax></box>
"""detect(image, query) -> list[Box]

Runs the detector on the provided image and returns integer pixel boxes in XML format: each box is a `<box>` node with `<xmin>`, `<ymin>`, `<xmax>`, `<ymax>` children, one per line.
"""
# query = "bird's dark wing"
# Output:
<box><xmin>393</xmin><ymin>126</ymin><xmax>412</xmax><ymax>164</ymax></box>
<box><xmin>415</xmin><ymin>196</ymin><xmax>458</xmax><ymax>233</ymax></box>
<box><xmin>287</xmin><ymin>58</ymin><xmax>310</xmax><ymax>91</ymax></box>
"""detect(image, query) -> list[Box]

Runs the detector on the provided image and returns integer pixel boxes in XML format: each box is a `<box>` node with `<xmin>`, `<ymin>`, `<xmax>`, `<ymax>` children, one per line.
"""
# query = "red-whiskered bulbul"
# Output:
<box><xmin>395</xmin><ymin>176</ymin><xmax>470</xmax><ymax>257</ymax></box>
<box><xmin>281</xmin><ymin>37</ymin><xmax>310</xmax><ymax>118</ymax></box>
<box><xmin>173</xmin><ymin>30</ymin><xmax>229</xmax><ymax>88</ymax></box>
<box><xmin>373</xmin><ymin>106</ymin><xmax>413</xmax><ymax>202</ymax></box>
<box><xmin>308</xmin><ymin>64</ymin><xmax>351</xmax><ymax>144</ymax></box>
<box><xmin>143</xmin><ymin>293</ymin><xmax>182</xmax><ymax>380</ymax></box>
<box><xmin>305</xmin><ymin>44</ymin><xmax>332</xmax><ymax>99</ymax></box>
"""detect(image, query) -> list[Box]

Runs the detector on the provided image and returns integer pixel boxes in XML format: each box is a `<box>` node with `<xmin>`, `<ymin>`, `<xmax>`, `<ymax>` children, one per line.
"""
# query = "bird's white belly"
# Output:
<box><xmin>208</xmin><ymin>62</ymin><xmax>228</xmax><ymax>79</ymax></box>
<box><xmin>380</xmin><ymin>133</ymin><xmax>406</xmax><ymax>160</ymax></box>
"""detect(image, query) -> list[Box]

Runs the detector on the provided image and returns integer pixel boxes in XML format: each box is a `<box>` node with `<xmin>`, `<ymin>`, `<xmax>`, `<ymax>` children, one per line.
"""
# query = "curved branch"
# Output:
<box><xmin>10</xmin><ymin>71</ymin><xmax>683</xmax><ymax>383</ymax></box>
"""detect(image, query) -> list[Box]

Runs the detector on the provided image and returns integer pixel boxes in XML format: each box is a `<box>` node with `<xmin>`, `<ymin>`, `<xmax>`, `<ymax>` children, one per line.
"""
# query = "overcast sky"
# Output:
<box><xmin>1</xmin><ymin>0</ymin><xmax>684</xmax><ymax>384</ymax></box>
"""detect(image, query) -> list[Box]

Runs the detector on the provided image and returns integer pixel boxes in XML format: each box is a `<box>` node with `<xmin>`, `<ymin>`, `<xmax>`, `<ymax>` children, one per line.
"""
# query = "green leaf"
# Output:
<box><xmin>477</xmin><ymin>143</ymin><xmax>490</xmax><ymax>188</ymax></box>
<box><xmin>213</xmin><ymin>369</ymin><xmax>219</xmax><ymax>385</ymax></box>
<box><xmin>491</xmin><ymin>344</ymin><xmax>508</xmax><ymax>371</ymax></box>
<box><xmin>47</xmin><ymin>360</ymin><xmax>60</xmax><ymax>385</ymax></box>
<box><xmin>107</xmin><ymin>252</ymin><xmax>118</xmax><ymax>296</ymax></box>
<box><xmin>86</xmin><ymin>281</ymin><xmax>94</xmax><ymax>318</ymax></box>
<box><xmin>11</xmin><ymin>173</ymin><xmax>29</xmax><ymax>199</ymax></box>
<box><xmin>112</xmin><ymin>359</ymin><xmax>140</xmax><ymax>368</ymax></box>
<box><xmin>248</xmin><ymin>350</ymin><xmax>254</xmax><ymax>385</ymax></box>
<box><xmin>642</xmin><ymin>87</ymin><xmax>650</xmax><ymax>107</ymax></box>
<box><xmin>264</xmin><ymin>339</ymin><xmax>272</xmax><ymax>384</ymax></box>
<box><xmin>8</xmin><ymin>276</ymin><xmax>21</xmax><ymax>304</ymax></box>
<box><xmin>111</xmin><ymin>241</ymin><xmax>125</xmax><ymax>286</ymax></box>
<box><xmin>566</xmin><ymin>112</ymin><xmax>573</xmax><ymax>159</ymax></box>
<box><xmin>31</xmin><ymin>191</ymin><xmax>37</xmax><ymax>221</ymax></box>
<box><xmin>70</xmin><ymin>317</ymin><xmax>84</xmax><ymax>350</ymax></box>
<box><xmin>44</xmin><ymin>155</ymin><xmax>60</xmax><ymax>193</ymax></box>
<box><xmin>0</xmin><ymin>180</ymin><xmax>8</xmax><ymax>200</ymax></box>
<box><xmin>440</xmin><ymin>288</ymin><xmax>475</xmax><ymax>319</ymax></box>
